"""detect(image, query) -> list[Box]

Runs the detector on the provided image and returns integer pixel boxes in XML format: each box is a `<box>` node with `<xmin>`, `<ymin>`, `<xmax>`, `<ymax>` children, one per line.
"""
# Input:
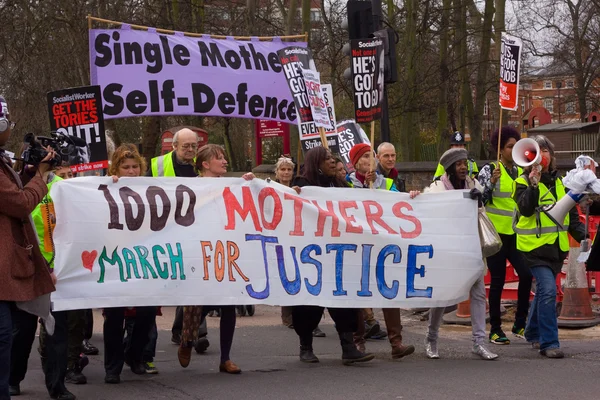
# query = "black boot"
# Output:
<box><xmin>339</xmin><ymin>332</ymin><xmax>374</xmax><ymax>365</ymax></box>
<box><xmin>299</xmin><ymin>345</ymin><xmax>319</xmax><ymax>363</ymax></box>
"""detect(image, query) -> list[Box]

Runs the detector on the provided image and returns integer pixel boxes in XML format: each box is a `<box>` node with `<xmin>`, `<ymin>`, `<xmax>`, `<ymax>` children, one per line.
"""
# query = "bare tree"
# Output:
<box><xmin>514</xmin><ymin>0</ymin><xmax>600</xmax><ymax>122</ymax></box>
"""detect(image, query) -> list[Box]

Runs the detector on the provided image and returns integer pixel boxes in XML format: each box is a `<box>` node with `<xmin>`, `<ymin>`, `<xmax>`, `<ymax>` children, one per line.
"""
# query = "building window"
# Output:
<box><xmin>483</xmin><ymin>101</ymin><xmax>488</xmax><ymax>116</ymax></box>
<box><xmin>310</xmin><ymin>10</ymin><xmax>321</xmax><ymax>21</ymax></box>
<box><xmin>566</xmin><ymin>80</ymin><xmax>574</xmax><ymax>88</ymax></box>
<box><xmin>544</xmin><ymin>98</ymin><xmax>553</xmax><ymax>112</ymax></box>
<box><xmin>524</xmin><ymin>83</ymin><xmax>532</xmax><ymax>90</ymax></box>
<box><xmin>565</xmin><ymin>101</ymin><xmax>575</xmax><ymax>114</ymax></box>
<box><xmin>544</xmin><ymin>81</ymin><xmax>552</xmax><ymax>89</ymax></box>
<box><xmin>522</xmin><ymin>100</ymin><xmax>526</xmax><ymax>114</ymax></box>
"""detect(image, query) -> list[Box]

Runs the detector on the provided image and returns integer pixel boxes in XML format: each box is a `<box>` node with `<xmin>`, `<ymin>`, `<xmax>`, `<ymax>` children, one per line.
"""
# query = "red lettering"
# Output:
<box><xmin>392</xmin><ymin>201</ymin><xmax>422</xmax><ymax>239</ymax></box>
<box><xmin>363</xmin><ymin>200</ymin><xmax>397</xmax><ymax>235</ymax></box>
<box><xmin>258</xmin><ymin>187</ymin><xmax>282</xmax><ymax>230</ymax></box>
<box><xmin>312</xmin><ymin>200</ymin><xmax>341</xmax><ymax>237</ymax></box>
<box><xmin>284</xmin><ymin>193</ymin><xmax>310</xmax><ymax>236</ymax></box>
<box><xmin>338</xmin><ymin>201</ymin><xmax>363</xmax><ymax>234</ymax></box>
<box><xmin>68</xmin><ymin>113</ymin><xmax>79</xmax><ymax>126</ymax></box>
<box><xmin>223</xmin><ymin>187</ymin><xmax>262</xmax><ymax>231</ymax></box>
<box><xmin>89</xmin><ymin>110</ymin><xmax>98</xmax><ymax>123</ymax></box>
<box><xmin>201</xmin><ymin>241</ymin><xmax>212</xmax><ymax>280</ymax></box>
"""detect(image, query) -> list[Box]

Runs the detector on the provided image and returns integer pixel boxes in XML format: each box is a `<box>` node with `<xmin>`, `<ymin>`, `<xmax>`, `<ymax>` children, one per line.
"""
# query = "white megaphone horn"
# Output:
<box><xmin>512</xmin><ymin>138</ymin><xmax>543</xmax><ymax>168</ymax></box>
<box><xmin>542</xmin><ymin>192</ymin><xmax>579</xmax><ymax>230</ymax></box>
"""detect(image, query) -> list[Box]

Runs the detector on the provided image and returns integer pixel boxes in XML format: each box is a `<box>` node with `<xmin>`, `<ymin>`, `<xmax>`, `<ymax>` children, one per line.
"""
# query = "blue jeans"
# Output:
<box><xmin>0</xmin><ymin>302</ymin><xmax>13</xmax><ymax>400</ymax></box>
<box><xmin>525</xmin><ymin>266</ymin><xmax>559</xmax><ymax>351</ymax></box>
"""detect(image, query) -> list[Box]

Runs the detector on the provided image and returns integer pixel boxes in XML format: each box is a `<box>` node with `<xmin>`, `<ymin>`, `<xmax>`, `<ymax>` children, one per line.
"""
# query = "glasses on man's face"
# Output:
<box><xmin>180</xmin><ymin>143</ymin><xmax>198</xmax><ymax>150</ymax></box>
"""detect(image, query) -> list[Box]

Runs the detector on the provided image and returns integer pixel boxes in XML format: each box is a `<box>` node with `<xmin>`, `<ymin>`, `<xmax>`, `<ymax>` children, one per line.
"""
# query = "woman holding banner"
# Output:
<box><xmin>177</xmin><ymin>144</ymin><xmax>255</xmax><ymax>374</ymax></box>
<box><xmin>290</xmin><ymin>146</ymin><xmax>374</xmax><ymax>365</ymax></box>
<box><xmin>346</xmin><ymin>143</ymin><xmax>416</xmax><ymax>360</ymax></box>
<box><xmin>411</xmin><ymin>148</ymin><xmax>498</xmax><ymax>361</ymax></box>
<box><xmin>274</xmin><ymin>155</ymin><xmax>326</xmax><ymax>337</ymax></box>
<box><xmin>104</xmin><ymin>145</ymin><xmax>157</xmax><ymax>384</ymax></box>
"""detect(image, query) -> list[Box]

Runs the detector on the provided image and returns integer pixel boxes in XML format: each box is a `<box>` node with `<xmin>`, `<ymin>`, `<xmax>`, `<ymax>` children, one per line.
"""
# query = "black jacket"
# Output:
<box><xmin>376</xmin><ymin>164</ymin><xmax>406</xmax><ymax>193</ymax></box>
<box><xmin>585</xmin><ymin>200</ymin><xmax>600</xmax><ymax>271</ymax></box>
<box><xmin>513</xmin><ymin>171</ymin><xmax>586</xmax><ymax>274</ymax></box>
<box><xmin>293</xmin><ymin>173</ymin><xmax>347</xmax><ymax>188</ymax></box>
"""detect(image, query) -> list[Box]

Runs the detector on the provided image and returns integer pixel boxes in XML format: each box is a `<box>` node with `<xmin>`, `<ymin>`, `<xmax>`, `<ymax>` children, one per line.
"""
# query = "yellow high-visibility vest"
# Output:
<box><xmin>513</xmin><ymin>176</ymin><xmax>569</xmax><ymax>252</ymax></box>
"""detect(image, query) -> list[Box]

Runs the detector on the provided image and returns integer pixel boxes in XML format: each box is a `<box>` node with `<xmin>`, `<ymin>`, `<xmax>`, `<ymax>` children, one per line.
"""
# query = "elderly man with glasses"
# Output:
<box><xmin>147</xmin><ymin>128</ymin><xmax>199</xmax><ymax>178</ymax></box>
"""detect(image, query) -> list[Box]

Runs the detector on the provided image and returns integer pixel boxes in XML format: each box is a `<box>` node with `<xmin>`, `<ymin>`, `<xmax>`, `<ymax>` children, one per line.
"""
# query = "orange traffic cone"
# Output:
<box><xmin>557</xmin><ymin>236</ymin><xmax>600</xmax><ymax>328</ymax></box>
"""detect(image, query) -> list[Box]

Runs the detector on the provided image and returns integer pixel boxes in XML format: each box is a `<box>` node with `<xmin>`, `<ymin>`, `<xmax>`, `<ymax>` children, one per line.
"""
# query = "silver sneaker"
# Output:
<box><xmin>425</xmin><ymin>339</ymin><xmax>439</xmax><ymax>359</ymax></box>
<box><xmin>472</xmin><ymin>344</ymin><xmax>499</xmax><ymax>360</ymax></box>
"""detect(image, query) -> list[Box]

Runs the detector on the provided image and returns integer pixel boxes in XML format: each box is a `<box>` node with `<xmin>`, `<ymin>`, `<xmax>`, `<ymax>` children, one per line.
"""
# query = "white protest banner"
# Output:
<box><xmin>90</xmin><ymin>27</ymin><xmax>304</xmax><ymax>123</ymax></box>
<box><xmin>302</xmin><ymin>69</ymin><xmax>333</xmax><ymax>130</ymax></box>
<box><xmin>321</xmin><ymin>84</ymin><xmax>337</xmax><ymax>134</ymax></box>
<box><xmin>499</xmin><ymin>34</ymin><xmax>522</xmax><ymax>111</ymax></box>
<box><xmin>50</xmin><ymin>177</ymin><xmax>484</xmax><ymax>311</ymax></box>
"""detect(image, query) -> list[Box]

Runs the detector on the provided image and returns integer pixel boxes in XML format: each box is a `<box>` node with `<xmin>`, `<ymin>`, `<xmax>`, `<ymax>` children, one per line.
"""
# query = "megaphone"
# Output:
<box><xmin>512</xmin><ymin>138</ymin><xmax>544</xmax><ymax>168</ymax></box>
<box><xmin>542</xmin><ymin>192</ymin><xmax>579</xmax><ymax>230</ymax></box>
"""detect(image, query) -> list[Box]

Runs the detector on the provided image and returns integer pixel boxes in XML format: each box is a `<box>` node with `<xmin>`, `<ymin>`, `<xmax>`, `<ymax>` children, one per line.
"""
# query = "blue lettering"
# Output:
<box><xmin>300</xmin><ymin>244</ymin><xmax>322</xmax><ymax>296</ymax></box>
<box><xmin>277</xmin><ymin>246</ymin><xmax>301</xmax><ymax>295</ymax></box>
<box><xmin>376</xmin><ymin>245</ymin><xmax>401</xmax><ymax>299</ymax></box>
<box><xmin>326</xmin><ymin>244</ymin><xmax>357</xmax><ymax>296</ymax></box>
<box><xmin>406</xmin><ymin>245</ymin><xmax>434</xmax><ymax>298</ymax></box>
<box><xmin>357</xmin><ymin>244</ymin><xmax>373</xmax><ymax>297</ymax></box>
<box><xmin>245</xmin><ymin>234</ymin><xmax>277</xmax><ymax>299</ymax></box>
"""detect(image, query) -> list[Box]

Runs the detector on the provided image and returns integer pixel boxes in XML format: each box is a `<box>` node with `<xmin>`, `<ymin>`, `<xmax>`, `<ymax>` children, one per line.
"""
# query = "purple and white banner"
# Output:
<box><xmin>89</xmin><ymin>27</ymin><xmax>305</xmax><ymax>122</ymax></box>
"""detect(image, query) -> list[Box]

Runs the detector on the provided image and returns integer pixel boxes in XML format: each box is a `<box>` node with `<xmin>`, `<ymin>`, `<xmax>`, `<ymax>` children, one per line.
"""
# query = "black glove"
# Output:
<box><xmin>469</xmin><ymin>188</ymin><xmax>483</xmax><ymax>208</ymax></box>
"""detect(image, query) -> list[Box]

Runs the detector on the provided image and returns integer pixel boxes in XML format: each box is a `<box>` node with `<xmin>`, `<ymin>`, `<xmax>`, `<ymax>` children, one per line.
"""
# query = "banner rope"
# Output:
<box><xmin>87</xmin><ymin>15</ymin><xmax>308</xmax><ymax>42</ymax></box>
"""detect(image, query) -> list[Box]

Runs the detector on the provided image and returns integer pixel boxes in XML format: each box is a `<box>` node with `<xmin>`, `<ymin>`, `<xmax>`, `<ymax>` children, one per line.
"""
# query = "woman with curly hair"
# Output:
<box><xmin>103</xmin><ymin>144</ymin><xmax>156</xmax><ymax>384</ymax></box>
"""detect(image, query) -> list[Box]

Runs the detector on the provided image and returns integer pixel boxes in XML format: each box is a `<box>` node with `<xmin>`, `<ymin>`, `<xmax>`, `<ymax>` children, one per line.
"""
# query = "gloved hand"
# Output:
<box><xmin>469</xmin><ymin>188</ymin><xmax>483</xmax><ymax>208</ymax></box>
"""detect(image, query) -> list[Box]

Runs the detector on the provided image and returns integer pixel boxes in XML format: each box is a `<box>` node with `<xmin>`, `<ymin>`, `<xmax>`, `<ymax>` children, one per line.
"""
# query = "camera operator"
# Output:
<box><xmin>0</xmin><ymin>96</ymin><xmax>57</xmax><ymax>400</ymax></box>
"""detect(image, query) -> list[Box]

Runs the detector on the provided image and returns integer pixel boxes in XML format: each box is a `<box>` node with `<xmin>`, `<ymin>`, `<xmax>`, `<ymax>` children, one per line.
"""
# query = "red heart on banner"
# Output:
<box><xmin>81</xmin><ymin>250</ymin><xmax>98</xmax><ymax>272</ymax></box>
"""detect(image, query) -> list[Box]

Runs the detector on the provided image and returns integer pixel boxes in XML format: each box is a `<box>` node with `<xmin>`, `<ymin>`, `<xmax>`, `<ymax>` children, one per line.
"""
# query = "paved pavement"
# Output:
<box><xmin>14</xmin><ymin>306</ymin><xmax>600</xmax><ymax>400</ymax></box>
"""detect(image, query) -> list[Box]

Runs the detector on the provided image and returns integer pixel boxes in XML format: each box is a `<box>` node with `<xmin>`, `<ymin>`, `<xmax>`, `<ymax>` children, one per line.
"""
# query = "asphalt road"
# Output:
<box><xmin>13</xmin><ymin>306</ymin><xmax>600</xmax><ymax>400</ymax></box>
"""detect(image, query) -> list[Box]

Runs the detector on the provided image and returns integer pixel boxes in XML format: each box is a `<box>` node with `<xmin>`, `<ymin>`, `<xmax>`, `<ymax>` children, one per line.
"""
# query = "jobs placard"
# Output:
<box><xmin>499</xmin><ymin>34</ymin><xmax>522</xmax><ymax>111</ymax></box>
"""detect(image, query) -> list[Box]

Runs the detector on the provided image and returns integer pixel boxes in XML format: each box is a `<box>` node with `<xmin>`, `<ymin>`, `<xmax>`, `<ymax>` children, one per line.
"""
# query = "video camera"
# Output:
<box><xmin>22</xmin><ymin>132</ymin><xmax>87</xmax><ymax>167</ymax></box>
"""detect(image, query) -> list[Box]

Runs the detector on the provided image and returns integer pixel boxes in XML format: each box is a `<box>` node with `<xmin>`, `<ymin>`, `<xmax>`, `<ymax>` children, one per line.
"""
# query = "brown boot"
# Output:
<box><xmin>178</xmin><ymin>344</ymin><xmax>192</xmax><ymax>368</ymax></box>
<box><xmin>382</xmin><ymin>308</ymin><xmax>415</xmax><ymax>359</ymax></box>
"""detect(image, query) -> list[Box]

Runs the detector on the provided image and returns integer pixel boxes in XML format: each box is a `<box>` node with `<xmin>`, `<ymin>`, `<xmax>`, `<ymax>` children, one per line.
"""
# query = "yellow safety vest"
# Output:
<box><xmin>434</xmin><ymin>160</ymin><xmax>479</xmax><ymax>180</ymax></box>
<box><xmin>30</xmin><ymin>175</ymin><xmax>62</xmax><ymax>268</ymax></box>
<box><xmin>485</xmin><ymin>163</ymin><xmax>522</xmax><ymax>235</ymax></box>
<box><xmin>512</xmin><ymin>176</ymin><xmax>570</xmax><ymax>253</ymax></box>
<box><xmin>151</xmin><ymin>151</ymin><xmax>176</xmax><ymax>177</ymax></box>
